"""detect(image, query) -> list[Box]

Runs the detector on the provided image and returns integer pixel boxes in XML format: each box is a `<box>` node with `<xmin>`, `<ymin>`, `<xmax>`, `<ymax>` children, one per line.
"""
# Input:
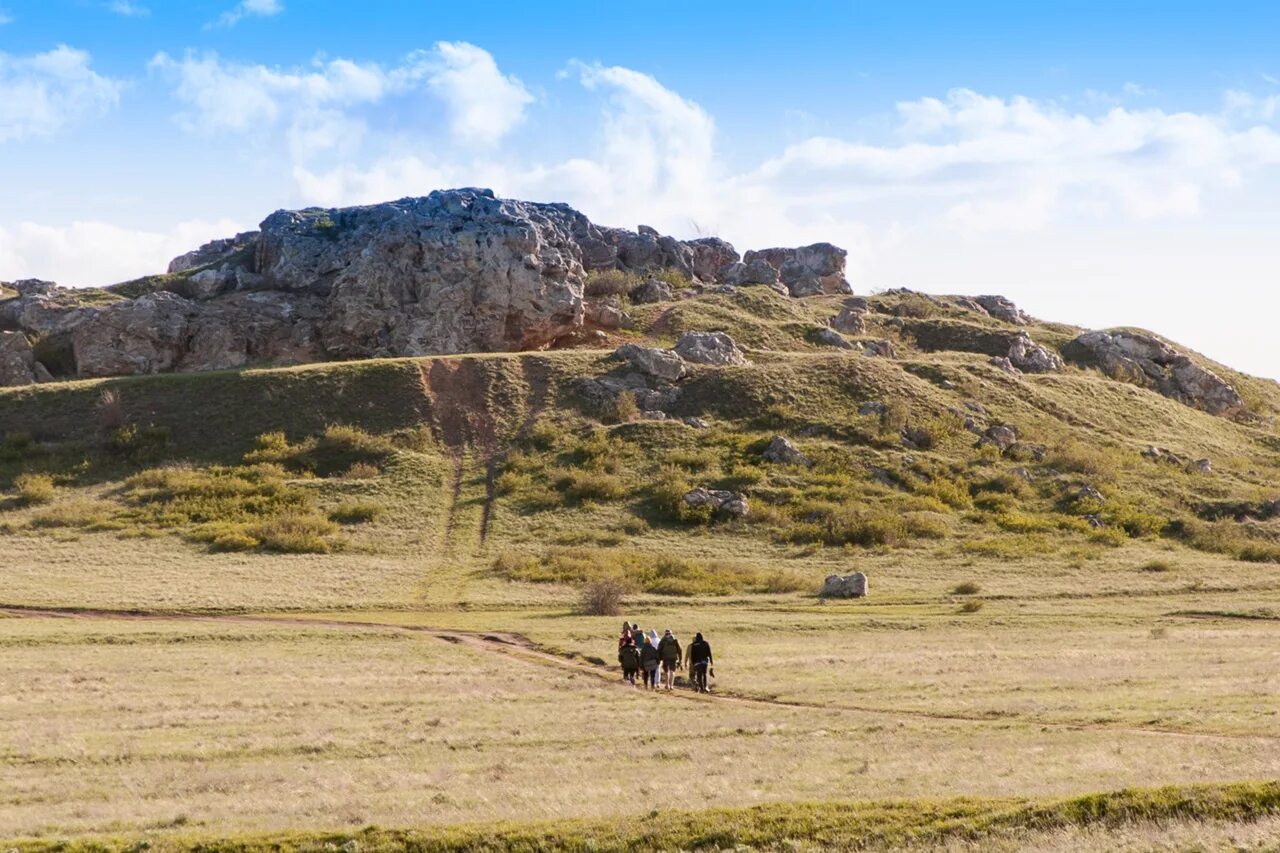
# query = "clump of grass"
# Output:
<box><xmin>13</xmin><ymin>472</ymin><xmax>55</xmax><ymax>506</ymax></box>
<box><xmin>0</xmin><ymin>432</ymin><xmax>40</xmax><ymax>464</ymax></box>
<box><xmin>579</xmin><ymin>578</ymin><xmax>627</xmax><ymax>616</ymax></box>
<box><xmin>554</xmin><ymin>469</ymin><xmax>627</xmax><ymax>504</ymax></box>
<box><xmin>341</xmin><ymin>462</ymin><xmax>380</xmax><ymax>480</ymax></box>
<box><xmin>1047</xmin><ymin>441</ymin><xmax>1120</xmax><ymax>482</ymax></box>
<box><xmin>248</xmin><ymin>512</ymin><xmax>341</xmax><ymax>554</ymax></box>
<box><xmin>958</xmin><ymin>600</ymin><xmax>985</xmax><ymax>614</ymax></box>
<box><xmin>245</xmin><ymin>425</ymin><xmax>395</xmax><ymax>477</ymax></box>
<box><xmin>951</xmin><ymin>581</ymin><xmax>981</xmax><ymax>595</ymax></box>
<box><xmin>329</xmin><ymin>501</ymin><xmax>383</xmax><ymax>524</ymax></box>
<box><xmin>107</xmin><ymin>423</ymin><xmax>171</xmax><ymax>462</ymax></box>
<box><xmin>610</xmin><ymin>391</ymin><xmax>639</xmax><ymax>424</ymax></box>
<box><xmin>583</xmin><ymin>268</ymin><xmax>640</xmax><ymax>298</ymax></box>
<box><xmin>1237</xmin><ymin>543</ymin><xmax>1280</xmax><ymax>563</ymax></box>
<box><xmin>28</xmin><ymin>499</ymin><xmax>114</xmax><ymax>529</ymax></box>
<box><xmin>1139</xmin><ymin>559</ymin><xmax>1174</xmax><ymax>573</ymax></box>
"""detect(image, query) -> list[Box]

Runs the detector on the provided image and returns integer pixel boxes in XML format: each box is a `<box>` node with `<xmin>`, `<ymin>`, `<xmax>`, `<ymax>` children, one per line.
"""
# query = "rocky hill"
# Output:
<box><xmin>0</xmin><ymin>188</ymin><xmax>1267</xmax><ymax>429</ymax></box>
<box><xmin>5</xmin><ymin>188</ymin><xmax>1280</xmax><ymax>600</ymax></box>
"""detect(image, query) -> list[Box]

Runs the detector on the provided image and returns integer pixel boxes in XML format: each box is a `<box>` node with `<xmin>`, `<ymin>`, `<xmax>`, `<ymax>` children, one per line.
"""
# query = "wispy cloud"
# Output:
<box><xmin>0</xmin><ymin>9</ymin><xmax>13</xmax><ymax>25</ymax></box>
<box><xmin>107</xmin><ymin>1</ymin><xmax>150</xmax><ymax>17</ymax></box>
<box><xmin>0</xmin><ymin>45</ymin><xmax>125</xmax><ymax>143</ymax></box>
<box><xmin>207</xmin><ymin>0</ymin><xmax>282</xmax><ymax>29</ymax></box>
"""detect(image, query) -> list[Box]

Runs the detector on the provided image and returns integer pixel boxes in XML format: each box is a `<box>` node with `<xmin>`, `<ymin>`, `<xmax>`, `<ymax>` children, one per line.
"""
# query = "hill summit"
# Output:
<box><xmin>0</xmin><ymin>187</ymin><xmax>1267</xmax><ymax>426</ymax></box>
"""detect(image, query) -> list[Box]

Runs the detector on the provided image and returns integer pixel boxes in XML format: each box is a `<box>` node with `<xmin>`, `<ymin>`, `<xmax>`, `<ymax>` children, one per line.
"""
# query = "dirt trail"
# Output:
<box><xmin>3</xmin><ymin>604</ymin><xmax>1275</xmax><ymax>746</ymax></box>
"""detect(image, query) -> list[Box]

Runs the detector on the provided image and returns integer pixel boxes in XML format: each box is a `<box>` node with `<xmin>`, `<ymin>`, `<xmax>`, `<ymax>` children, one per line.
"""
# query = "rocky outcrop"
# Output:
<box><xmin>975</xmin><ymin>295</ymin><xmax>1030</xmax><ymax>324</ymax></box>
<box><xmin>613</xmin><ymin>344</ymin><xmax>689</xmax><ymax>383</ymax></box>
<box><xmin>1068</xmin><ymin>330</ymin><xmax>1246</xmax><ymax>417</ymax></box>
<box><xmin>742</xmin><ymin>243</ymin><xmax>851</xmax><ymax>296</ymax></box>
<box><xmin>3</xmin><ymin>190</ymin><xmax>866</xmax><ymax>380</ymax></box>
<box><xmin>762</xmin><ymin>435</ymin><xmax>811</xmax><ymax>466</ymax></box>
<box><xmin>683</xmin><ymin>487</ymin><xmax>749</xmax><ymax>519</ymax></box>
<box><xmin>71</xmin><ymin>292</ymin><xmax>195</xmax><ymax>377</ymax></box>
<box><xmin>628</xmin><ymin>279</ymin><xmax>673</xmax><ymax>304</ymax></box>
<box><xmin>0</xmin><ymin>331</ymin><xmax>52</xmax><ymax>386</ymax></box>
<box><xmin>1006</xmin><ymin>332</ymin><xmax>1063</xmax><ymax>373</ymax></box>
<box><xmin>829</xmin><ymin>305</ymin><xmax>866</xmax><ymax>335</ymax></box>
<box><xmin>673</xmin><ymin>331</ymin><xmax>748</xmax><ymax>366</ymax></box>
<box><xmin>811</xmin><ymin>327</ymin><xmax>855</xmax><ymax>349</ymax></box>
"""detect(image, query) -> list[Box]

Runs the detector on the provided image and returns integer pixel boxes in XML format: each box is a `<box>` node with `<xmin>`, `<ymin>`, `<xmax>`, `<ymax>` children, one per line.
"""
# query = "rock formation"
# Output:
<box><xmin>0</xmin><ymin>189</ymin><xmax>855</xmax><ymax>384</ymax></box>
<box><xmin>1068</xmin><ymin>330</ymin><xmax>1246</xmax><ymax>417</ymax></box>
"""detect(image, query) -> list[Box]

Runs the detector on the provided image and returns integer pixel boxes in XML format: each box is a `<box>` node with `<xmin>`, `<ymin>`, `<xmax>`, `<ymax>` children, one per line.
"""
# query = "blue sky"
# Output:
<box><xmin>2</xmin><ymin>1</ymin><xmax>1280</xmax><ymax>376</ymax></box>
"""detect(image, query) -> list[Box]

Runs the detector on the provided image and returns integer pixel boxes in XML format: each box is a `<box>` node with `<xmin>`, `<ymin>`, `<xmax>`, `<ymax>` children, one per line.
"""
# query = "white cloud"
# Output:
<box><xmin>209</xmin><ymin>0</ymin><xmax>282</xmax><ymax>29</ymax></box>
<box><xmin>152</xmin><ymin>43</ymin><xmax>532</xmax><ymax>161</ymax></box>
<box><xmin>0</xmin><ymin>45</ymin><xmax>124</xmax><ymax>143</ymax></box>
<box><xmin>149</xmin><ymin>50</ymin><xmax>428</xmax><ymax>160</ymax></box>
<box><xmin>0</xmin><ymin>10</ymin><xmax>12</xmax><ymax>25</ymax></box>
<box><xmin>0</xmin><ymin>218</ymin><xmax>243</xmax><ymax>287</ymax></box>
<box><xmin>107</xmin><ymin>1</ymin><xmax>149</xmax><ymax>16</ymax></box>
<box><xmin>427</xmin><ymin>41</ymin><xmax>532</xmax><ymax>145</ymax></box>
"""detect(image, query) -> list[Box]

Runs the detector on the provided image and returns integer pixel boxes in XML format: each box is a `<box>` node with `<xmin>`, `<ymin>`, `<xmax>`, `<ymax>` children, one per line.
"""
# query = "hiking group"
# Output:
<box><xmin>616</xmin><ymin>623</ymin><xmax>715</xmax><ymax>693</ymax></box>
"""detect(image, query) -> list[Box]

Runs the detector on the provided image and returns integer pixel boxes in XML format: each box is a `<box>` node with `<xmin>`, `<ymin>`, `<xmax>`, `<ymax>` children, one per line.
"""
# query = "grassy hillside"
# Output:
<box><xmin>3</xmin><ymin>285</ymin><xmax>1279</xmax><ymax>849</ymax></box>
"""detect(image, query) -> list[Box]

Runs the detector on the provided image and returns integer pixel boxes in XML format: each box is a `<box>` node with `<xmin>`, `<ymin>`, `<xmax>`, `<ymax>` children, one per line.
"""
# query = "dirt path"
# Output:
<box><xmin>3</xmin><ymin>604</ymin><xmax>1275</xmax><ymax>746</ymax></box>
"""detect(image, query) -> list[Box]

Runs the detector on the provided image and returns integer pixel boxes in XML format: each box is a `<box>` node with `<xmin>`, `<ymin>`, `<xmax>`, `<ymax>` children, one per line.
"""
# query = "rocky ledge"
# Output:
<box><xmin>0</xmin><ymin>188</ymin><xmax>850</xmax><ymax>383</ymax></box>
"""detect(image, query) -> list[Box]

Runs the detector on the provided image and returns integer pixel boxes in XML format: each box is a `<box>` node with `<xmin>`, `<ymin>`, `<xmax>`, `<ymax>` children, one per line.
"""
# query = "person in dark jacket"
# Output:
<box><xmin>685</xmin><ymin>632</ymin><xmax>714</xmax><ymax>693</ymax></box>
<box><xmin>639</xmin><ymin>635</ymin><xmax>661</xmax><ymax>690</ymax></box>
<box><xmin>617</xmin><ymin>638</ymin><xmax>640</xmax><ymax>686</ymax></box>
<box><xmin>657</xmin><ymin>629</ymin><xmax>682</xmax><ymax>690</ymax></box>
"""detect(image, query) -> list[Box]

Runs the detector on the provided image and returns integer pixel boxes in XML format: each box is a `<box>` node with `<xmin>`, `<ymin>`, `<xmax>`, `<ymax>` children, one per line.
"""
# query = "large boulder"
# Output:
<box><xmin>822</xmin><ymin>573</ymin><xmax>868</xmax><ymax>598</ymax></box>
<box><xmin>613</xmin><ymin>343</ymin><xmax>689</xmax><ymax>383</ymax></box>
<box><xmin>686</xmin><ymin>238</ymin><xmax>740</xmax><ymax>282</ymax></box>
<box><xmin>1006</xmin><ymin>332</ymin><xmax>1063</xmax><ymax>373</ymax></box>
<box><xmin>829</xmin><ymin>306</ymin><xmax>866</xmax><ymax>334</ymax></box>
<box><xmin>719</xmin><ymin>257</ymin><xmax>781</xmax><ymax>286</ymax></box>
<box><xmin>762</xmin><ymin>435</ymin><xmax>811</xmax><ymax>466</ymax></box>
<box><xmin>71</xmin><ymin>291</ymin><xmax>195</xmax><ymax>377</ymax></box>
<box><xmin>683</xmin><ymin>487</ymin><xmax>749</xmax><ymax>519</ymax></box>
<box><xmin>742</xmin><ymin>243</ymin><xmax>851</xmax><ymax>297</ymax></box>
<box><xmin>975</xmin><ymin>295</ymin><xmax>1030</xmax><ymax>324</ymax></box>
<box><xmin>1069</xmin><ymin>330</ymin><xmax>1246</xmax><ymax>417</ymax></box>
<box><xmin>673</xmin><ymin>331</ymin><xmax>748</xmax><ymax>366</ymax></box>
<box><xmin>0</xmin><ymin>331</ymin><xmax>52</xmax><ymax>386</ymax></box>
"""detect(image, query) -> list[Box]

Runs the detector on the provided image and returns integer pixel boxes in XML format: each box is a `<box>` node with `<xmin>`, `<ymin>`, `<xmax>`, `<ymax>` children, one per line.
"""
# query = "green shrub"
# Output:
<box><xmin>1238</xmin><ymin>543</ymin><xmax>1280</xmax><ymax>563</ymax></box>
<box><xmin>555</xmin><ymin>469</ymin><xmax>627</xmax><ymax>504</ymax></box>
<box><xmin>108</xmin><ymin>423</ymin><xmax>171</xmax><ymax>462</ymax></box>
<box><xmin>579</xmin><ymin>578</ymin><xmax>628</xmax><ymax>616</ymax></box>
<box><xmin>342</xmin><ymin>462</ymin><xmax>380</xmax><ymax>480</ymax></box>
<box><xmin>973</xmin><ymin>473</ymin><xmax>1031</xmax><ymax>498</ymax></box>
<box><xmin>245</xmin><ymin>425</ymin><xmax>395</xmax><ymax>477</ymax></box>
<box><xmin>611</xmin><ymin>391</ymin><xmax>639</xmax><ymax>424</ymax></box>
<box><xmin>0</xmin><ymin>433</ymin><xmax>38</xmax><ymax>464</ymax></box>
<box><xmin>329</xmin><ymin>501</ymin><xmax>384</xmax><ymax>524</ymax></box>
<box><xmin>14</xmin><ymin>473</ymin><xmax>55</xmax><ymax>505</ymax></box>
<box><xmin>583</xmin><ymin>268</ymin><xmax>639</xmax><ymax>298</ymax></box>
<box><xmin>29</xmin><ymin>499</ymin><xmax>113</xmax><ymax>529</ymax></box>
<box><xmin>209</xmin><ymin>529</ymin><xmax>260</xmax><ymax>552</ymax></box>
<box><xmin>248</xmin><ymin>512</ymin><xmax>341</xmax><ymax>554</ymax></box>
<box><xmin>1048</xmin><ymin>441</ymin><xmax>1120</xmax><ymax>482</ymax></box>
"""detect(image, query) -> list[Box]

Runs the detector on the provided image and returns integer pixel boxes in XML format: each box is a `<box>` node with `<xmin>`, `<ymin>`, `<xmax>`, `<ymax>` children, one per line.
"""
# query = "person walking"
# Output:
<box><xmin>657</xmin><ymin>628</ymin><xmax>682</xmax><ymax>690</ymax></box>
<box><xmin>685</xmin><ymin>632</ymin><xmax>714</xmax><ymax>693</ymax></box>
<box><xmin>639</xmin><ymin>633</ymin><xmax>661</xmax><ymax>691</ymax></box>
<box><xmin>617</xmin><ymin>637</ymin><xmax>640</xmax><ymax>687</ymax></box>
